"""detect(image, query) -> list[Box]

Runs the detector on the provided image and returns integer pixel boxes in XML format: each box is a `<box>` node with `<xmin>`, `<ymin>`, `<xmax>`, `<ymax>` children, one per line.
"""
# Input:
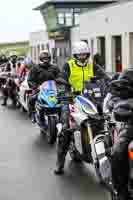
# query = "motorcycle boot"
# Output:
<box><xmin>31</xmin><ymin>112</ymin><xmax>36</xmax><ymax>124</ymax></box>
<box><xmin>28</xmin><ymin>96</ymin><xmax>36</xmax><ymax>123</ymax></box>
<box><xmin>1</xmin><ymin>87</ymin><xmax>8</xmax><ymax>106</ymax></box>
<box><xmin>54</xmin><ymin>129</ymin><xmax>72</xmax><ymax>175</ymax></box>
<box><xmin>1</xmin><ymin>96</ymin><xmax>8</xmax><ymax>106</ymax></box>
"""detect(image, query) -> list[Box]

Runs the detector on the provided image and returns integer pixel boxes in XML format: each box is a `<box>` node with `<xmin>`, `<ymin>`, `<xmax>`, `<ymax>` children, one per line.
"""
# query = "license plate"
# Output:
<box><xmin>95</xmin><ymin>142</ymin><xmax>105</xmax><ymax>155</ymax></box>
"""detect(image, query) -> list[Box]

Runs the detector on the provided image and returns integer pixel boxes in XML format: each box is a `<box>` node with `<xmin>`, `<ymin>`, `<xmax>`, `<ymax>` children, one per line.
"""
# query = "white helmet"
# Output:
<box><xmin>72</xmin><ymin>41</ymin><xmax>90</xmax><ymax>55</ymax></box>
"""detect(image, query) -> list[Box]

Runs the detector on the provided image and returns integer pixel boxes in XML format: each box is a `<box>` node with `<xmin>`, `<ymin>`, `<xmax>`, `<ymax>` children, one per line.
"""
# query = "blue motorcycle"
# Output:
<box><xmin>35</xmin><ymin>80</ymin><xmax>62</xmax><ymax>144</ymax></box>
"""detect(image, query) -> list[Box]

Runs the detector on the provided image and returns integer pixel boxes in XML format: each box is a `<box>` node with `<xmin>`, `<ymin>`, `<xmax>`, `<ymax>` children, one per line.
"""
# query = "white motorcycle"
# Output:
<box><xmin>17</xmin><ymin>75</ymin><xmax>32</xmax><ymax>112</ymax></box>
<box><xmin>57</xmin><ymin>77</ymin><xmax>115</xmax><ymax>190</ymax></box>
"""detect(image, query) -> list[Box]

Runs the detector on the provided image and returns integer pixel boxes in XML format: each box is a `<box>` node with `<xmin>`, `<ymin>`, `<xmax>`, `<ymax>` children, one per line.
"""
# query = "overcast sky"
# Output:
<box><xmin>0</xmin><ymin>0</ymin><xmax>46</xmax><ymax>43</ymax></box>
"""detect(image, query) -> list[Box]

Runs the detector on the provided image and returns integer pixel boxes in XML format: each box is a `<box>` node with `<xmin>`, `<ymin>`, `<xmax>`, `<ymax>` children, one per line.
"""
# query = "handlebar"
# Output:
<box><xmin>95</xmin><ymin>64</ymin><xmax>112</xmax><ymax>80</ymax></box>
<box><xmin>55</xmin><ymin>78</ymin><xmax>71</xmax><ymax>87</ymax></box>
<box><xmin>57</xmin><ymin>95</ymin><xmax>75</xmax><ymax>102</ymax></box>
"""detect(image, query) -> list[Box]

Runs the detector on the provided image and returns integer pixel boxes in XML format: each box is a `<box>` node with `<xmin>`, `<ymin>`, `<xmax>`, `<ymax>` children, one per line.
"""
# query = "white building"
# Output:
<box><xmin>29</xmin><ymin>30</ymin><xmax>49</xmax><ymax>63</ymax></box>
<box><xmin>71</xmin><ymin>0</ymin><xmax>133</xmax><ymax>72</ymax></box>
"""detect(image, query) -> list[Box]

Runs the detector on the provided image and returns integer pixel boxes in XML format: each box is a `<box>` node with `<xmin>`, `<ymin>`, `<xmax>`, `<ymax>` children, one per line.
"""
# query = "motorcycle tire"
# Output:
<box><xmin>69</xmin><ymin>124</ymin><xmax>91</xmax><ymax>163</ymax></box>
<box><xmin>47</xmin><ymin>116</ymin><xmax>57</xmax><ymax>145</ymax></box>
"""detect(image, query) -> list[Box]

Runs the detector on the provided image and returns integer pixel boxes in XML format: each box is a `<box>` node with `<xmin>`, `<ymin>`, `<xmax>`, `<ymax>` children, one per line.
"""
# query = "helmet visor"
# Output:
<box><xmin>40</xmin><ymin>53</ymin><xmax>50</xmax><ymax>63</ymax></box>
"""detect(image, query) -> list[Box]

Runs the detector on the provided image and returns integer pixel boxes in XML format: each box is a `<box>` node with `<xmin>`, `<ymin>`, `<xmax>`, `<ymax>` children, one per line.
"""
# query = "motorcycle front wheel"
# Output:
<box><xmin>69</xmin><ymin>124</ymin><xmax>92</xmax><ymax>163</ymax></box>
<box><xmin>69</xmin><ymin>142</ymin><xmax>82</xmax><ymax>162</ymax></box>
<box><xmin>47</xmin><ymin>116</ymin><xmax>57</xmax><ymax>145</ymax></box>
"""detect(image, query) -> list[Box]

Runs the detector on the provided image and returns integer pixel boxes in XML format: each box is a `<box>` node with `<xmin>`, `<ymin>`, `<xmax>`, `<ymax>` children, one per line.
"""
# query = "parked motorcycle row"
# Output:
<box><xmin>0</xmin><ymin>61</ymin><xmax>132</xmax><ymax>200</ymax></box>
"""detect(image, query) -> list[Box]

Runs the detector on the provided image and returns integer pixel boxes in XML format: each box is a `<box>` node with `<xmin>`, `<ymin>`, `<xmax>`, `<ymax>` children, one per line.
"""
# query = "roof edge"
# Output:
<box><xmin>33</xmin><ymin>0</ymin><xmax>117</xmax><ymax>10</ymax></box>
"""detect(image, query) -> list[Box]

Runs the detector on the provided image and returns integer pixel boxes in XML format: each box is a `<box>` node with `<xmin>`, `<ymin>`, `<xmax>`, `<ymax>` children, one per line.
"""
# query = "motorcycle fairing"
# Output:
<box><xmin>38</xmin><ymin>80</ymin><xmax>58</xmax><ymax>107</ymax></box>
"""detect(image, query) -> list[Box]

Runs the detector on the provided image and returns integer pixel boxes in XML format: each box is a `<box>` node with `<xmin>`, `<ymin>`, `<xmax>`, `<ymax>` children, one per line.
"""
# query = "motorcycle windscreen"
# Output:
<box><xmin>40</xmin><ymin>80</ymin><xmax>57</xmax><ymax>96</ymax></box>
<box><xmin>39</xmin><ymin>80</ymin><xmax>58</xmax><ymax>106</ymax></box>
<box><xmin>76</xmin><ymin>96</ymin><xmax>98</xmax><ymax>115</ymax></box>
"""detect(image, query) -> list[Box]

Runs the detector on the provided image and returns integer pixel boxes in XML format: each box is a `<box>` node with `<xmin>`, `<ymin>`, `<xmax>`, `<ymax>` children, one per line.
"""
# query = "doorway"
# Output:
<box><xmin>112</xmin><ymin>35</ymin><xmax>122</xmax><ymax>72</ymax></box>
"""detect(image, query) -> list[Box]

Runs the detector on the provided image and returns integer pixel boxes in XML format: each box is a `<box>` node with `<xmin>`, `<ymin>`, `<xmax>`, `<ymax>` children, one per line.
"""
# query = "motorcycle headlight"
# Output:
<box><xmin>82</xmin><ymin>103</ymin><xmax>97</xmax><ymax>115</ymax></box>
<box><xmin>48</xmin><ymin>96</ymin><xmax>57</xmax><ymax>103</ymax></box>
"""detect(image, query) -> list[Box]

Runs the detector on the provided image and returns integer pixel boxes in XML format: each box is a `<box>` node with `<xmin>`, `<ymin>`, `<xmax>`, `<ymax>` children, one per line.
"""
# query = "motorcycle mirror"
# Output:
<box><xmin>55</xmin><ymin>78</ymin><xmax>71</xmax><ymax>87</ymax></box>
<box><xmin>90</xmin><ymin>76</ymin><xmax>98</xmax><ymax>82</ymax></box>
<box><xmin>110</xmin><ymin>79</ymin><xmax>129</xmax><ymax>88</ymax></box>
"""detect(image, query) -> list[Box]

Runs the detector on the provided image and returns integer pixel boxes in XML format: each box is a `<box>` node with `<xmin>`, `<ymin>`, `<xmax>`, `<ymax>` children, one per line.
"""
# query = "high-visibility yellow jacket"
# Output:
<box><xmin>67</xmin><ymin>59</ymin><xmax>94</xmax><ymax>92</ymax></box>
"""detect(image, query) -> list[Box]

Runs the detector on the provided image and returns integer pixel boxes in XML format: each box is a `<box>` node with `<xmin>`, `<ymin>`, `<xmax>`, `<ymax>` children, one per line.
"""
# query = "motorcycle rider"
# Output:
<box><xmin>27</xmin><ymin>49</ymin><xmax>61</xmax><ymax>123</ymax></box>
<box><xmin>0</xmin><ymin>54</ymin><xmax>8</xmax><ymax>87</ymax></box>
<box><xmin>1</xmin><ymin>53</ymin><xmax>18</xmax><ymax>106</ymax></box>
<box><xmin>0</xmin><ymin>54</ymin><xmax>8</xmax><ymax>66</ymax></box>
<box><xmin>14</xmin><ymin>57</ymin><xmax>34</xmax><ymax>88</ymax></box>
<box><xmin>108</xmin><ymin>68</ymin><xmax>133</xmax><ymax>200</ymax></box>
<box><xmin>18</xmin><ymin>57</ymin><xmax>33</xmax><ymax>82</ymax></box>
<box><xmin>54</xmin><ymin>41</ymin><xmax>108</xmax><ymax>175</ymax></box>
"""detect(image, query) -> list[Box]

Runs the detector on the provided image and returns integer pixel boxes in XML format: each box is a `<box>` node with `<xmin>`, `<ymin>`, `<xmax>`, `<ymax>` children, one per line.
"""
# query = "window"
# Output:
<box><xmin>65</xmin><ymin>13</ymin><xmax>73</xmax><ymax>26</ymax></box>
<box><xmin>74</xmin><ymin>13</ymin><xmax>80</xmax><ymax>25</ymax></box>
<box><xmin>57</xmin><ymin>8</ymin><xmax>72</xmax><ymax>13</ymax></box>
<box><xmin>74</xmin><ymin>8</ymin><xmax>81</xmax><ymax>12</ymax></box>
<box><xmin>58</xmin><ymin>13</ymin><xmax>65</xmax><ymax>25</ymax></box>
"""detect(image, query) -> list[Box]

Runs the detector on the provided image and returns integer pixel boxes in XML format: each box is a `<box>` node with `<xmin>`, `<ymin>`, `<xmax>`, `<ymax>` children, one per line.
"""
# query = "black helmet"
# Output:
<box><xmin>113</xmin><ymin>68</ymin><xmax>133</xmax><ymax>98</ymax></box>
<box><xmin>10</xmin><ymin>54</ymin><xmax>17</xmax><ymax>63</ymax></box>
<box><xmin>114</xmin><ymin>101</ymin><xmax>133</xmax><ymax>122</ymax></box>
<box><xmin>111</xmin><ymin>72</ymin><xmax>120</xmax><ymax>81</ymax></box>
<box><xmin>119</xmin><ymin>67</ymin><xmax>133</xmax><ymax>82</ymax></box>
<box><xmin>39</xmin><ymin>50</ymin><xmax>51</xmax><ymax>64</ymax></box>
<box><xmin>0</xmin><ymin>54</ymin><xmax>7</xmax><ymax>62</ymax></box>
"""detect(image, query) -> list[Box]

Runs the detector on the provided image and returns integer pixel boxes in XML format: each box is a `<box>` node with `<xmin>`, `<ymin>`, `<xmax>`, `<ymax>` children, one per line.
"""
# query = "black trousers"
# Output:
<box><xmin>2</xmin><ymin>85</ymin><xmax>17</xmax><ymax>103</ymax></box>
<box><xmin>28</xmin><ymin>93</ymin><xmax>44</xmax><ymax>123</ymax></box>
<box><xmin>56</xmin><ymin>103</ymin><xmax>72</xmax><ymax>168</ymax></box>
